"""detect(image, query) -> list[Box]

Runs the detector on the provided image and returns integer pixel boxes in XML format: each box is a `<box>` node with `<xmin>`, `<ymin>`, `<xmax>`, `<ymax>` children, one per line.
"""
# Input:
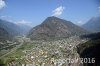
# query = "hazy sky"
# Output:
<box><xmin>0</xmin><ymin>0</ymin><xmax>100</xmax><ymax>26</ymax></box>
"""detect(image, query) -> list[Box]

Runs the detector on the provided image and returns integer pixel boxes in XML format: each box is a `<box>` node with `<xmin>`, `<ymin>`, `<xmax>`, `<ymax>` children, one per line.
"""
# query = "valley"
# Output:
<box><xmin>0</xmin><ymin>35</ymin><xmax>88</xmax><ymax>66</ymax></box>
<box><xmin>0</xmin><ymin>0</ymin><xmax>100</xmax><ymax>66</ymax></box>
<box><xmin>0</xmin><ymin>16</ymin><xmax>99</xmax><ymax>66</ymax></box>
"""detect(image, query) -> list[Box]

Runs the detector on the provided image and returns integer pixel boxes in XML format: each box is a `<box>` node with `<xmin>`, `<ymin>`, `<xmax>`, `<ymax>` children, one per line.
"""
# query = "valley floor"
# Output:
<box><xmin>0</xmin><ymin>36</ymin><xmax>88</xmax><ymax>66</ymax></box>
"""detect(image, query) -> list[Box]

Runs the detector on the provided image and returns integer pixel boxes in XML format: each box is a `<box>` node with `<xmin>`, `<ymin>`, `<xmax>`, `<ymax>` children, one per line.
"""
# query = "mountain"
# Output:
<box><xmin>0</xmin><ymin>19</ymin><xmax>22</xmax><ymax>37</ymax></box>
<box><xmin>82</xmin><ymin>16</ymin><xmax>100</xmax><ymax>32</ymax></box>
<box><xmin>27</xmin><ymin>16</ymin><xmax>88</xmax><ymax>40</ymax></box>
<box><xmin>0</xmin><ymin>27</ymin><xmax>9</xmax><ymax>41</ymax></box>
<box><xmin>0</xmin><ymin>19</ymin><xmax>32</xmax><ymax>38</ymax></box>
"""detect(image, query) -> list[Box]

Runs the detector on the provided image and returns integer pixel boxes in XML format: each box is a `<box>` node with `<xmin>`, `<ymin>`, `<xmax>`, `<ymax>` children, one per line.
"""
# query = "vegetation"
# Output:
<box><xmin>0</xmin><ymin>36</ymin><xmax>87</xmax><ymax>66</ymax></box>
<box><xmin>77</xmin><ymin>33</ymin><xmax>100</xmax><ymax>66</ymax></box>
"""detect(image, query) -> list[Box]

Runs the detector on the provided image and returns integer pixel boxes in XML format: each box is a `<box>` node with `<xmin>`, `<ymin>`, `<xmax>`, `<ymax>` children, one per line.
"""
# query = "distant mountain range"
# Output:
<box><xmin>27</xmin><ymin>16</ymin><xmax>88</xmax><ymax>40</ymax></box>
<box><xmin>1</xmin><ymin>16</ymin><xmax>100</xmax><ymax>41</ymax></box>
<box><xmin>0</xmin><ymin>19</ymin><xmax>31</xmax><ymax>40</ymax></box>
<box><xmin>16</xmin><ymin>23</ymin><xmax>32</xmax><ymax>35</ymax></box>
<box><xmin>82</xmin><ymin>16</ymin><xmax>100</xmax><ymax>32</ymax></box>
<box><xmin>0</xmin><ymin>19</ymin><xmax>21</xmax><ymax>37</ymax></box>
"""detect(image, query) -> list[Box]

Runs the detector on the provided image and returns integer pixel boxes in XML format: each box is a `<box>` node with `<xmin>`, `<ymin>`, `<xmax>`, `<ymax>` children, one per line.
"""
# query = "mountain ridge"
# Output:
<box><xmin>82</xmin><ymin>16</ymin><xmax>100</xmax><ymax>32</ymax></box>
<box><xmin>0</xmin><ymin>19</ymin><xmax>32</xmax><ymax>38</ymax></box>
<box><xmin>27</xmin><ymin>16</ymin><xmax>88</xmax><ymax>40</ymax></box>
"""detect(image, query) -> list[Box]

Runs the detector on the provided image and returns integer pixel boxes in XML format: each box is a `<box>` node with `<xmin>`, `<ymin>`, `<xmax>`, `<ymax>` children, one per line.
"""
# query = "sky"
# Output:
<box><xmin>0</xmin><ymin>0</ymin><xmax>100</xmax><ymax>27</ymax></box>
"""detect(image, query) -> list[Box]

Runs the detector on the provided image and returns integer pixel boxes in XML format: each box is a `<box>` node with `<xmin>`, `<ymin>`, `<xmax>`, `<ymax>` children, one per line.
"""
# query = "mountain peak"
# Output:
<box><xmin>47</xmin><ymin>16</ymin><xmax>58</xmax><ymax>19</ymax></box>
<box><xmin>46</xmin><ymin>16</ymin><xmax>66</xmax><ymax>21</ymax></box>
<box><xmin>44</xmin><ymin>16</ymin><xmax>61</xmax><ymax>22</ymax></box>
<box><xmin>42</xmin><ymin>16</ymin><xmax>69</xmax><ymax>26</ymax></box>
<box><xmin>27</xmin><ymin>17</ymin><xmax>87</xmax><ymax>40</ymax></box>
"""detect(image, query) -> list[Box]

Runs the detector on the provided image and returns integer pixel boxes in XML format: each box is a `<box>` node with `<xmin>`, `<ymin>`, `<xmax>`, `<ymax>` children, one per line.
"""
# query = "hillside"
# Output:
<box><xmin>0</xmin><ymin>27</ymin><xmax>9</xmax><ymax>41</ymax></box>
<box><xmin>82</xmin><ymin>16</ymin><xmax>100</xmax><ymax>32</ymax></box>
<box><xmin>0</xmin><ymin>19</ymin><xmax>21</xmax><ymax>37</ymax></box>
<box><xmin>28</xmin><ymin>16</ymin><xmax>88</xmax><ymax>40</ymax></box>
<box><xmin>77</xmin><ymin>32</ymin><xmax>100</xmax><ymax>66</ymax></box>
<box><xmin>0</xmin><ymin>19</ymin><xmax>32</xmax><ymax>37</ymax></box>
